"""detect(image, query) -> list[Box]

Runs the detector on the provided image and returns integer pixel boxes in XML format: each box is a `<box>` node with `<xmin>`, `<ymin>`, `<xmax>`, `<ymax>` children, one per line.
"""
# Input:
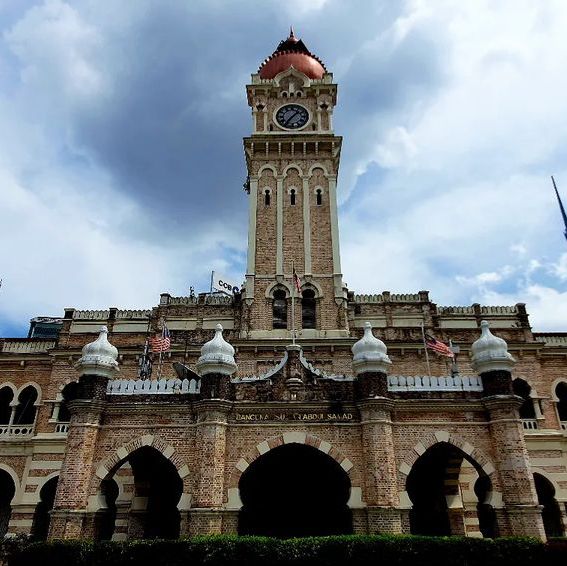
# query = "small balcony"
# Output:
<box><xmin>522</xmin><ymin>419</ymin><xmax>538</xmax><ymax>431</ymax></box>
<box><xmin>54</xmin><ymin>423</ymin><xmax>69</xmax><ymax>434</ymax></box>
<box><xmin>0</xmin><ymin>424</ymin><xmax>34</xmax><ymax>438</ymax></box>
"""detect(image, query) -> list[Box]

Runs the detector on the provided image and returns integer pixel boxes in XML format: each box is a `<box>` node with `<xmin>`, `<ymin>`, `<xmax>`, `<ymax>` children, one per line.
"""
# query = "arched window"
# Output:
<box><xmin>316</xmin><ymin>189</ymin><xmax>322</xmax><ymax>206</ymax></box>
<box><xmin>512</xmin><ymin>379</ymin><xmax>536</xmax><ymax>420</ymax></box>
<box><xmin>58</xmin><ymin>382</ymin><xmax>80</xmax><ymax>423</ymax></box>
<box><xmin>273</xmin><ymin>290</ymin><xmax>288</xmax><ymax>329</ymax></box>
<box><xmin>555</xmin><ymin>382</ymin><xmax>567</xmax><ymax>428</ymax></box>
<box><xmin>290</xmin><ymin>189</ymin><xmax>296</xmax><ymax>206</ymax></box>
<box><xmin>301</xmin><ymin>289</ymin><xmax>316</xmax><ymax>329</ymax></box>
<box><xmin>0</xmin><ymin>387</ymin><xmax>13</xmax><ymax>425</ymax></box>
<box><xmin>264</xmin><ymin>190</ymin><xmax>271</xmax><ymax>206</ymax></box>
<box><xmin>13</xmin><ymin>385</ymin><xmax>38</xmax><ymax>426</ymax></box>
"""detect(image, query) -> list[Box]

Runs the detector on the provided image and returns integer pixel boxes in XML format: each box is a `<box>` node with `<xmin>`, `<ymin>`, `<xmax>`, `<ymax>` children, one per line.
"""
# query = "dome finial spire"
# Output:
<box><xmin>289</xmin><ymin>25</ymin><xmax>295</xmax><ymax>39</ymax></box>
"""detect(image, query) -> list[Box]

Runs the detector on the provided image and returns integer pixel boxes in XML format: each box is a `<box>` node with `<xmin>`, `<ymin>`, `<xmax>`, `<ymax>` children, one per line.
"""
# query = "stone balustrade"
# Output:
<box><xmin>522</xmin><ymin>419</ymin><xmax>538</xmax><ymax>430</ymax></box>
<box><xmin>387</xmin><ymin>375</ymin><xmax>483</xmax><ymax>392</ymax></box>
<box><xmin>0</xmin><ymin>424</ymin><xmax>34</xmax><ymax>438</ymax></box>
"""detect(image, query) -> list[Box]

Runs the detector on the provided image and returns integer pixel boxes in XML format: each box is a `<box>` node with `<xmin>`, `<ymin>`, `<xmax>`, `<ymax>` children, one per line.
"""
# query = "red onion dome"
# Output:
<box><xmin>259</xmin><ymin>29</ymin><xmax>326</xmax><ymax>80</ymax></box>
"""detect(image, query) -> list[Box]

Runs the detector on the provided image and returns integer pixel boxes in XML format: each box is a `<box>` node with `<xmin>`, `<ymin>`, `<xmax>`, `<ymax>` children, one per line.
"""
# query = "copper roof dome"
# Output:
<box><xmin>259</xmin><ymin>29</ymin><xmax>326</xmax><ymax>80</ymax></box>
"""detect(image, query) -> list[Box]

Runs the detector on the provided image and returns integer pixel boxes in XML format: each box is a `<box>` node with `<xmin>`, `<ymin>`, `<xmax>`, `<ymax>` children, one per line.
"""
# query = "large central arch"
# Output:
<box><xmin>238</xmin><ymin>443</ymin><xmax>352</xmax><ymax>537</ymax></box>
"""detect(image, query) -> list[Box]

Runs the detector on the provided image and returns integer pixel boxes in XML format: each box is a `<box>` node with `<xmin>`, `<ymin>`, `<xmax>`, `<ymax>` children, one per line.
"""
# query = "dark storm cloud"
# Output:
<box><xmin>19</xmin><ymin>1</ymin><xmax>417</xmax><ymax>242</ymax></box>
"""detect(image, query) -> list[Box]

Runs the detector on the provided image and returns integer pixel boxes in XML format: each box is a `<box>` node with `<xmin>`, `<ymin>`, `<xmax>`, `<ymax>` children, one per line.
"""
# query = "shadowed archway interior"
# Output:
<box><xmin>238</xmin><ymin>443</ymin><xmax>352</xmax><ymax>537</ymax></box>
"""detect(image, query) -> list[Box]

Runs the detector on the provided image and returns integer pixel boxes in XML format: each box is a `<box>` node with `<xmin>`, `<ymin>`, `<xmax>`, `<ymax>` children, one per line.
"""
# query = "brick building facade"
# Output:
<box><xmin>0</xmin><ymin>31</ymin><xmax>566</xmax><ymax>541</ymax></box>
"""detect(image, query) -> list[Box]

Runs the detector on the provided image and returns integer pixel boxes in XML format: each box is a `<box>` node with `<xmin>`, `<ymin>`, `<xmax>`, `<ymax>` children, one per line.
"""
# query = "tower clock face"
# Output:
<box><xmin>275</xmin><ymin>104</ymin><xmax>309</xmax><ymax>129</ymax></box>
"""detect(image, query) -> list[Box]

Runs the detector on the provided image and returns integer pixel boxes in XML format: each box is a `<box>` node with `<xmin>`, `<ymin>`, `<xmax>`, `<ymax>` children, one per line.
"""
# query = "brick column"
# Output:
<box><xmin>49</xmin><ymin>379</ymin><xmax>107</xmax><ymax>538</ymax></box>
<box><xmin>49</xmin><ymin>326</ymin><xmax>118</xmax><ymax>539</ymax></box>
<box><xmin>483</xmin><ymin>394</ymin><xmax>545</xmax><ymax>538</ymax></box>
<box><xmin>191</xmin><ymin>323</ymin><xmax>237</xmax><ymax>535</ymax></box>
<box><xmin>357</xmin><ymin>395</ymin><xmax>400</xmax><ymax>534</ymax></box>
<box><xmin>471</xmin><ymin>320</ymin><xmax>545</xmax><ymax>539</ymax></box>
<box><xmin>352</xmin><ymin>322</ymin><xmax>398</xmax><ymax>534</ymax></box>
<box><xmin>189</xmin><ymin>400</ymin><xmax>231</xmax><ymax>535</ymax></box>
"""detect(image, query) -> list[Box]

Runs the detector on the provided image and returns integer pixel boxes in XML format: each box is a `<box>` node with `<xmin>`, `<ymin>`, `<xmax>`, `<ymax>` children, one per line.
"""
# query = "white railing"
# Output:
<box><xmin>560</xmin><ymin>421</ymin><xmax>566</xmax><ymax>431</ymax></box>
<box><xmin>0</xmin><ymin>425</ymin><xmax>34</xmax><ymax>438</ymax></box>
<box><xmin>107</xmin><ymin>378</ymin><xmax>200</xmax><ymax>395</ymax></box>
<box><xmin>55</xmin><ymin>423</ymin><xmax>69</xmax><ymax>433</ymax></box>
<box><xmin>522</xmin><ymin>419</ymin><xmax>538</xmax><ymax>430</ymax></box>
<box><xmin>387</xmin><ymin>375</ymin><xmax>483</xmax><ymax>392</ymax></box>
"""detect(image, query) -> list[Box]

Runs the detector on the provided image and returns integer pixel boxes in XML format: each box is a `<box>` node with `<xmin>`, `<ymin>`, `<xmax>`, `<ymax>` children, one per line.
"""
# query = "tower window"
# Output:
<box><xmin>264</xmin><ymin>190</ymin><xmax>271</xmax><ymax>206</ymax></box>
<box><xmin>290</xmin><ymin>189</ymin><xmax>296</xmax><ymax>206</ymax></box>
<box><xmin>302</xmin><ymin>289</ymin><xmax>316</xmax><ymax>329</ymax></box>
<box><xmin>316</xmin><ymin>189</ymin><xmax>323</xmax><ymax>206</ymax></box>
<box><xmin>272</xmin><ymin>290</ymin><xmax>287</xmax><ymax>329</ymax></box>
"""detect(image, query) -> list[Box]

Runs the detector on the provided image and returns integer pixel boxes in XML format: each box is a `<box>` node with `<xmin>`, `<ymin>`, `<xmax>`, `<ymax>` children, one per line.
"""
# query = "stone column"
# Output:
<box><xmin>472</xmin><ymin>320</ymin><xmax>546</xmax><ymax>539</ymax></box>
<box><xmin>49</xmin><ymin>326</ymin><xmax>118</xmax><ymax>539</ymax></box>
<box><xmin>353</xmin><ymin>323</ymin><xmax>400</xmax><ymax>534</ymax></box>
<box><xmin>189</xmin><ymin>324</ymin><xmax>237</xmax><ymax>536</ymax></box>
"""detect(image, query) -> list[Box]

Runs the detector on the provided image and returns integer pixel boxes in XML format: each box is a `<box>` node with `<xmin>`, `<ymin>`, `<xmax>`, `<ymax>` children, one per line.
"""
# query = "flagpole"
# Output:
<box><xmin>291</xmin><ymin>261</ymin><xmax>296</xmax><ymax>345</ymax></box>
<box><xmin>210</xmin><ymin>271</ymin><xmax>214</xmax><ymax>294</ymax></box>
<box><xmin>421</xmin><ymin>322</ymin><xmax>432</xmax><ymax>377</ymax></box>
<box><xmin>157</xmin><ymin>321</ymin><xmax>166</xmax><ymax>380</ymax></box>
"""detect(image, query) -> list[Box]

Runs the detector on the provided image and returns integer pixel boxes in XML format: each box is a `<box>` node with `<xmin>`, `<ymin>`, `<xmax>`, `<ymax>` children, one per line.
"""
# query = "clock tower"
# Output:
<box><xmin>243</xmin><ymin>30</ymin><xmax>348</xmax><ymax>337</ymax></box>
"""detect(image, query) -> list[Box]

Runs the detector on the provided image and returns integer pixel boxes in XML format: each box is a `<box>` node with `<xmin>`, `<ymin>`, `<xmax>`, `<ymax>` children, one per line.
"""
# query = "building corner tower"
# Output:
<box><xmin>243</xmin><ymin>30</ymin><xmax>348</xmax><ymax>338</ymax></box>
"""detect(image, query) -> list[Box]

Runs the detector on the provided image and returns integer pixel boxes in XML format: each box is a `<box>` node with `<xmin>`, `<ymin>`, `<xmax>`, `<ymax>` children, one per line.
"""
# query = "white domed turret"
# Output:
<box><xmin>352</xmin><ymin>322</ymin><xmax>392</xmax><ymax>376</ymax></box>
<box><xmin>75</xmin><ymin>326</ymin><xmax>119</xmax><ymax>378</ymax></box>
<box><xmin>471</xmin><ymin>320</ymin><xmax>515</xmax><ymax>374</ymax></box>
<box><xmin>196</xmin><ymin>324</ymin><xmax>237</xmax><ymax>377</ymax></box>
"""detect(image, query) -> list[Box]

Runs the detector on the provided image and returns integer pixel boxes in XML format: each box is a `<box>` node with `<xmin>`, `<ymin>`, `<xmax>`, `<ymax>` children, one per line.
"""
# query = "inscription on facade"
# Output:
<box><xmin>234</xmin><ymin>412</ymin><xmax>354</xmax><ymax>422</ymax></box>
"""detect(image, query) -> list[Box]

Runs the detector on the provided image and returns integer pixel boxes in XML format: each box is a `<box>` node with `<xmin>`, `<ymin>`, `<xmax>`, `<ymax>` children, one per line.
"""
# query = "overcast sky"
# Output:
<box><xmin>1</xmin><ymin>0</ymin><xmax>567</xmax><ymax>336</ymax></box>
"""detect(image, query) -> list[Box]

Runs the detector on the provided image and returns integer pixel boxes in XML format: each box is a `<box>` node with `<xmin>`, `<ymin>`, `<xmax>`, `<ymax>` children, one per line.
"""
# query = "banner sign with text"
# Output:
<box><xmin>212</xmin><ymin>272</ymin><xmax>241</xmax><ymax>295</ymax></box>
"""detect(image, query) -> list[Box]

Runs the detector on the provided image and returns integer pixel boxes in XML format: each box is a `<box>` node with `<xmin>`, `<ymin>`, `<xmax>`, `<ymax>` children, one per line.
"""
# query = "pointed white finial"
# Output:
<box><xmin>196</xmin><ymin>324</ymin><xmax>237</xmax><ymax>377</ymax></box>
<box><xmin>352</xmin><ymin>322</ymin><xmax>392</xmax><ymax>376</ymax></box>
<box><xmin>75</xmin><ymin>326</ymin><xmax>119</xmax><ymax>378</ymax></box>
<box><xmin>471</xmin><ymin>320</ymin><xmax>515</xmax><ymax>374</ymax></box>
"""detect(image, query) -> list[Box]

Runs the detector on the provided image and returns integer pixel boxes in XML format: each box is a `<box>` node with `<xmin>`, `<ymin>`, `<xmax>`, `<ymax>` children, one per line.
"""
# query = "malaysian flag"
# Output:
<box><xmin>150</xmin><ymin>324</ymin><xmax>171</xmax><ymax>353</ymax></box>
<box><xmin>293</xmin><ymin>268</ymin><xmax>302</xmax><ymax>293</ymax></box>
<box><xmin>425</xmin><ymin>334</ymin><xmax>454</xmax><ymax>358</ymax></box>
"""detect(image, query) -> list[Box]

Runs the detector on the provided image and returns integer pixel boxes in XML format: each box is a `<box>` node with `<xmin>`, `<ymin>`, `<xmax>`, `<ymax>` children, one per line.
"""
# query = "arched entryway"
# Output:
<box><xmin>0</xmin><ymin>469</ymin><xmax>16</xmax><ymax>537</ymax></box>
<box><xmin>31</xmin><ymin>476</ymin><xmax>58</xmax><ymax>540</ymax></box>
<box><xmin>534</xmin><ymin>473</ymin><xmax>564</xmax><ymax>538</ymax></box>
<box><xmin>102</xmin><ymin>446</ymin><xmax>183</xmax><ymax>540</ymax></box>
<box><xmin>238</xmin><ymin>443</ymin><xmax>352</xmax><ymax>537</ymax></box>
<box><xmin>407</xmin><ymin>442</ymin><xmax>496</xmax><ymax>537</ymax></box>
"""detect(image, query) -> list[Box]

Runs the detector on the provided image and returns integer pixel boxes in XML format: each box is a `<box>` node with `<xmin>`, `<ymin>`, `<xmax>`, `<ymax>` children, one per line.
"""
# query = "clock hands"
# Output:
<box><xmin>284</xmin><ymin>109</ymin><xmax>301</xmax><ymax>127</ymax></box>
